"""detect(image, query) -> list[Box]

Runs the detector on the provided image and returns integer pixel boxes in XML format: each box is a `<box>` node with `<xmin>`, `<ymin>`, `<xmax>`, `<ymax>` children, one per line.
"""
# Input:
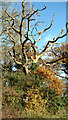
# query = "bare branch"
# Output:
<box><xmin>46</xmin><ymin>56</ymin><xmax>68</xmax><ymax>65</ymax></box>
<box><xmin>8</xmin><ymin>51</ymin><xmax>22</xmax><ymax>65</ymax></box>
<box><xmin>39</xmin><ymin>13</ymin><xmax>55</xmax><ymax>35</ymax></box>
<box><xmin>39</xmin><ymin>27</ymin><xmax>68</xmax><ymax>58</ymax></box>
<box><xmin>29</xmin><ymin>19</ymin><xmax>35</xmax><ymax>21</ymax></box>
<box><xmin>51</xmin><ymin>47</ymin><xmax>59</xmax><ymax>57</ymax></box>
<box><xmin>31</xmin><ymin>21</ymin><xmax>45</xmax><ymax>44</ymax></box>
<box><xmin>19</xmin><ymin>2</ymin><xmax>25</xmax><ymax>44</ymax></box>
<box><xmin>31</xmin><ymin>27</ymin><xmax>41</xmax><ymax>44</ymax></box>
<box><xmin>5</xmin><ymin>10</ymin><xmax>20</xmax><ymax>34</ymax></box>
<box><xmin>35</xmin><ymin>34</ymin><xmax>41</xmax><ymax>43</ymax></box>
<box><xmin>26</xmin><ymin>6</ymin><xmax>46</xmax><ymax>42</ymax></box>
<box><xmin>58</xmin><ymin>27</ymin><xmax>65</xmax><ymax>37</ymax></box>
<box><xmin>56</xmin><ymin>74</ymin><xmax>68</xmax><ymax>79</ymax></box>
<box><xmin>5</xmin><ymin>10</ymin><xmax>14</xmax><ymax>19</ymax></box>
<box><xmin>66</xmin><ymin>22</ymin><xmax>68</xmax><ymax>32</ymax></box>
<box><xmin>61</xmin><ymin>69</ymin><xmax>68</xmax><ymax>74</ymax></box>
<box><xmin>6</xmin><ymin>27</ymin><xmax>21</xmax><ymax>65</ymax></box>
<box><xmin>37</xmin><ymin>43</ymin><xmax>55</xmax><ymax>60</ymax></box>
<box><xmin>28</xmin><ymin>6</ymin><xmax>46</xmax><ymax>19</ymax></box>
<box><xmin>7</xmin><ymin>28</ymin><xmax>15</xmax><ymax>44</ymax></box>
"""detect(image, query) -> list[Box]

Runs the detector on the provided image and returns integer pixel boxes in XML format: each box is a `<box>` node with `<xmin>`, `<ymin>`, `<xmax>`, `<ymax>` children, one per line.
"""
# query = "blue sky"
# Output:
<box><xmin>32</xmin><ymin>2</ymin><xmax>66</xmax><ymax>49</ymax></box>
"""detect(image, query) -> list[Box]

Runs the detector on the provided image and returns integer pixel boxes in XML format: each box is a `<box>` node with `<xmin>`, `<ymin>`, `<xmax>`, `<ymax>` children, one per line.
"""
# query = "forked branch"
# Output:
<box><xmin>5</xmin><ymin>10</ymin><xmax>20</xmax><ymax>34</ymax></box>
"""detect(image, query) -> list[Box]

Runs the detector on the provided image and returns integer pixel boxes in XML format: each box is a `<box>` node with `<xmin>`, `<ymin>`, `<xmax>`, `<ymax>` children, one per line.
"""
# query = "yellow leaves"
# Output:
<box><xmin>23</xmin><ymin>98</ymin><xmax>25</xmax><ymax>101</ymax></box>
<box><xmin>35</xmin><ymin>88</ymin><xmax>38</xmax><ymax>91</ymax></box>
<box><xmin>41</xmin><ymin>92</ymin><xmax>44</xmax><ymax>96</ymax></box>
<box><xmin>39</xmin><ymin>84</ymin><xmax>42</xmax><ymax>87</ymax></box>
<box><xmin>33</xmin><ymin>71</ymin><xmax>37</xmax><ymax>74</ymax></box>
<box><xmin>39</xmin><ymin>95</ymin><xmax>42</xmax><ymax>100</ymax></box>
<box><xmin>25</xmin><ymin>107</ymin><xmax>28</xmax><ymax>111</ymax></box>
<box><xmin>35</xmin><ymin>94</ymin><xmax>38</xmax><ymax>99</ymax></box>
<box><xmin>45</xmin><ymin>100</ymin><xmax>47</xmax><ymax>103</ymax></box>
<box><xmin>23</xmin><ymin>86</ymin><xmax>47</xmax><ymax>111</ymax></box>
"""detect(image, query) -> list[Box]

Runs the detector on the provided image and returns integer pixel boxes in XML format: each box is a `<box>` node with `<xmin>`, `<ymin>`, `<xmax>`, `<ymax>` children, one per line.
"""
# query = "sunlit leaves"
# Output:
<box><xmin>21</xmin><ymin>86</ymin><xmax>48</xmax><ymax>111</ymax></box>
<box><xmin>33</xmin><ymin>66</ymin><xmax>65</xmax><ymax>95</ymax></box>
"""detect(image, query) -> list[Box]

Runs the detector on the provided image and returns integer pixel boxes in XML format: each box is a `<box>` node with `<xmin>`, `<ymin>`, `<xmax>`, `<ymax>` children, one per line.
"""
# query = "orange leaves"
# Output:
<box><xmin>38</xmin><ymin>15</ymin><xmax>40</xmax><ymax>16</ymax></box>
<box><xmin>33</xmin><ymin>66</ymin><xmax>65</xmax><ymax>95</ymax></box>
<box><xmin>36</xmin><ymin>12</ymin><xmax>40</xmax><ymax>16</ymax></box>
<box><xmin>36</xmin><ymin>12</ymin><xmax>38</xmax><ymax>14</ymax></box>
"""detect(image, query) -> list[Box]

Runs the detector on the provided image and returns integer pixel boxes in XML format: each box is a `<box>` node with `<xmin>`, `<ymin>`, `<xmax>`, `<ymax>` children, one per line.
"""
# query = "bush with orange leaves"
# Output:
<box><xmin>33</xmin><ymin>66</ymin><xmax>65</xmax><ymax>95</ymax></box>
<box><xmin>21</xmin><ymin>66</ymin><xmax>66</xmax><ymax>114</ymax></box>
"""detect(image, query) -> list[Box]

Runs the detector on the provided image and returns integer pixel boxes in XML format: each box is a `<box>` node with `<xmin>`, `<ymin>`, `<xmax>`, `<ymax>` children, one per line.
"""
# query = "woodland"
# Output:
<box><xmin>1</xmin><ymin>1</ymin><xmax>68</xmax><ymax>118</ymax></box>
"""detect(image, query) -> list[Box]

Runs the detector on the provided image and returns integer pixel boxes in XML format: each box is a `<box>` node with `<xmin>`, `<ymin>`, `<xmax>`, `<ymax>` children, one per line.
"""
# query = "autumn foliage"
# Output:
<box><xmin>19</xmin><ymin>65</ymin><xmax>66</xmax><ymax>113</ymax></box>
<box><xmin>33</xmin><ymin>66</ymin><xmax>65</xmax><ymax>95</ymax></box>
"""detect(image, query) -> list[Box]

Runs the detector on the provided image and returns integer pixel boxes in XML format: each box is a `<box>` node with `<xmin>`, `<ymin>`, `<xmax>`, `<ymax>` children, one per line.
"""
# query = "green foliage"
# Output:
<box><xmin>62</xmin><ymin>94</ymin><xmax>68</xmax><ymax>105</ymax></box>
<box><xmin>2</xmin><ymin>87</ymin><xmax>23</xmax><ymax>111</ymax></box>
<box><xmin>46</xmin><ymin>96</ymin><xmax>64</xmax><ymax>114</ymax></box>
<box><xmin>31</xmin><ymin>63</ymin><xmax>39</xmax><ymax>71</ymax></box>
<box><xmin>20</xmin><ymin>84</ymin><xmax>66</xmax><ymax>115</ymax></box>
<box><xmin>2</xmin><ymin>62</ymin><xmax>67</xmax><ymax>117</ymax></box>
<box><xmin>6</xmin><ymin>69</ymin><xmax>43</xmax><ymax>93</ymax></box>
